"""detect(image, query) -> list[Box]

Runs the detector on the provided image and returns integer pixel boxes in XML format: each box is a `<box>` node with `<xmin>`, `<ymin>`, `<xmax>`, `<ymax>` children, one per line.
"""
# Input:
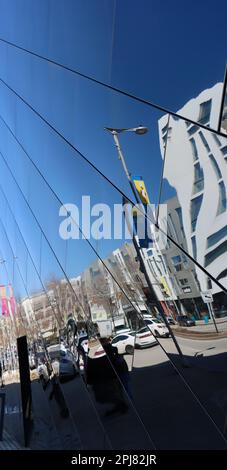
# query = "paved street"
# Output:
<box><xmin>172</xmin><ymin>316</ymin><xmax>227</xmax><ymax>334</ymax></box>
<box><xmin>2</xmin><ymin>334</ymin><xmax>227</xmax><ymax>450</ymax></box>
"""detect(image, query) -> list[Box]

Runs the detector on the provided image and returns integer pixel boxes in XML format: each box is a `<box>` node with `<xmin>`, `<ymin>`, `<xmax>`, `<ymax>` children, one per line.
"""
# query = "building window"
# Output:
<box><xmin>179</xmin><ymin>278</ymin><xmax>189</xmax><ymax>286</ymax></box>
<box><xmin>187</xmin><ymin>125</ymin><xmax>199</xmax><ymax>136</ymax></box>
<box><xmin>190</xmin><ymin>194</ymin><xmax>203</xmax><ymax>232</ymax></box>
<box><xmin>199</xmin><ymin>131</ymin><xmax>211</xmax><ymax>152</ymax></box>
<box><xmin>208</xmin><ymin>154</ymin><xmax>222</xmax><ymax>180</ymax></box>
<box><xmin>182</xmin><ymin>286</ymin><xmax>192</xmax><ymax>293</ymax></box>
<box><xmin>213</xmin><ymin>133</ymin><xmax>222</xmax><ymax>146</ymax></box>
<box><xmin>192</xmin><ymin>162</ymin><xmax>204</xmax><ymax>194</ymax></box>
<box><xmin>217</xmin><ymin>181</ymin><xmax>227</xmax><ymax>215</ymax></box>
<box><xmin>221</xmin><ymin>146</ymin><xmax>227</xmax><ymax>156</ymax></box>
<box><xmin>171</xmin><ymin>255</ymin><xmax>183</xmax><ymax>272</ymax></box>
<box><xmin>189</xmin><ymin>138</ymin><xmax>198</xmax><ymax>161</ymax></box>
<box><xmin>191</xmin><ymin>236</ymin><xmax>197</xmax><ymax>260</ymax></box>
<box><xmin>205</xmin><ymin>240</ymin><xmax>227</xmax><ymax>266</ymax></box>
<box><xmin>162</xmin><ymin>128</ymin><xmax>172</xmax><ymax>146</ymax></box>
<box><xmin>198</xmin><ymin>99</ymin><xmax>212</xmax><ymax>125</ymax></box>
<box><xmin>175</xmin><ymin>207</ymin><xmax>186</xmax><ymax>237</ymax></box>
<box><xmin>162</xmin><ymin>123</ymin><xmax>169</xmax><ymax>135</ymax></box>
<box><xmin>217</xmin><ymin>269</ymin><xmax>227</xmax><ymax>281</ymax></box>
<box><xmin>168</xmin><ymin>213</ymin><xmax>179</xmax><ymax>242</ymax></box>
<box><xmin>207</xmin><ymin>226</ymin><xmax>227</xmax><ymax>248</ymax></box>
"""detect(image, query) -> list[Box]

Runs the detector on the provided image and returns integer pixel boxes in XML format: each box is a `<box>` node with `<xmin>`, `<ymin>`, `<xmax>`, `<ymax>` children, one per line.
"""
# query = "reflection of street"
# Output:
<box><xmin>130</xmin><ymin>336</ymin><xmax>227</xmax><ymax>369</ymax></box>
<box><xmin>173</xmin><ymin>316</ymin><xmax>227</xmax><ymax>335</ymax></box>
<box><xmin>56</xmin><ymin>337</ymin><xmax>227</xmax><ymax>449</ymax></box>
<box><xmin>2</xmin><ymin>335</ymin><xmax>227</xmax><ymax>450</ymax></box>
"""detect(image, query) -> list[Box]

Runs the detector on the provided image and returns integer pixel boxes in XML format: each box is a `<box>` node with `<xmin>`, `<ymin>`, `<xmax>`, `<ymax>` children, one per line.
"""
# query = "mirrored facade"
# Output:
<box><xmin>0</xmin><ymin>0</ymin><xmax>227</xmax><ymax>451</ymax></box>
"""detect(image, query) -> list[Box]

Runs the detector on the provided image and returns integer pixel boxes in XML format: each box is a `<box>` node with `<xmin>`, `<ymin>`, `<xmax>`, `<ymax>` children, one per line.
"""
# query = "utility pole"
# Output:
<box><xmin>105</xmin><ymin>126</ymin><xmax>187</xmax><ymax>366</ymax></box>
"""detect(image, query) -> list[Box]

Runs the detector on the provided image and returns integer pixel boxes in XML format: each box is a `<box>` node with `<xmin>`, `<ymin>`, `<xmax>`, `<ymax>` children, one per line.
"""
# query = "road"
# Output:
<box><xmin>172</xmin><ymin>316</ymin><xmax>227</xmax><ymax>334</ymax></box>
<box><xmin>2</xmin><ymin>334</ymin><xmax>227</xmax><ymax>450</ymax></box>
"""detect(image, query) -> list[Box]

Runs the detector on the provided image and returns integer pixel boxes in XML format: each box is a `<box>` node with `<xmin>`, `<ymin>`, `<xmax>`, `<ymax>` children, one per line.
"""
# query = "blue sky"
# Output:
<box><xmin>0</xmin><ymin>0</ymin><xmax>227</xmax><ymax>288</ymax></box>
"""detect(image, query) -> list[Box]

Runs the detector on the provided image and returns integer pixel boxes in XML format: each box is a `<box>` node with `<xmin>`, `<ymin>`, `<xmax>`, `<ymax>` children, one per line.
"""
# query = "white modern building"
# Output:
<box><xmin>158</xmin><ymin>83</ymin><xmax>227</xmax><ymax>302</ymax></box>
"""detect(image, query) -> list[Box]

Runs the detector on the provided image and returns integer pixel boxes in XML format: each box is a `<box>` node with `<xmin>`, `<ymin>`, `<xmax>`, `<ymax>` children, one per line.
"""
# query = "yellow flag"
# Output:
<box><xmin>160</xmin><ymin>276</ymin><xmax>171</xmax><ymax>296</ymax></box>
<box><xmin>133</xmin><ymin>176</ymin><xmax>150</xmax><ymax>204</ymax></box>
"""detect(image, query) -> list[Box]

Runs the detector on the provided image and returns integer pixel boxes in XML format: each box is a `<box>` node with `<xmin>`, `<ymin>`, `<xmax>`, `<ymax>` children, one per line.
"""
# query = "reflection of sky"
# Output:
<box><xmin>0</xmin><ymin>0</ymin><xmax>227</xmax><ymax>286</ymax></box>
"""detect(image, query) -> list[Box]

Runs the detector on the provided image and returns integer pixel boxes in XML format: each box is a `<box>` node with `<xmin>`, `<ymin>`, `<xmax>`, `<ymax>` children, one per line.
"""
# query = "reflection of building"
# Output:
<box><xmin>159</xmin><ymin>196</ymin><xmax>203</xmax><ymax>315</ymax></box>
<box><xmin>159</xmin><ymin>83</ymin><xmax>227</xmax><ymax>308</ymax></box>
<box><xmin>82</xmin><ymin>243</ymin><xmax>148</xmax><ymax>322</ymax></box>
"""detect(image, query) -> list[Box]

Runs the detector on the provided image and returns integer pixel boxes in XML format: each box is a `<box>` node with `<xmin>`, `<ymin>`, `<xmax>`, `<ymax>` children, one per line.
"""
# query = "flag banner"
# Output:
<box><xmin>132</xmin><ymin>176</ymin><xmax>150</xmax><ymax>205</ymax></box>
<box><xmin>0</xmin><ymin>284</ymin><xmax>16</xmax><ymax>316</ymax></box>
<box><xmin>160</xmin><ymin>276</ymin><xmax>172</xmax><ymax>297</ymax></box>
<box><xmin>122</xmin><ymin>196</ymin><xmax>153</xmax><ymax>248</ymax></box>
<box><xmin>1</xmin><ymin>297</ymin><xmax>10</xmax><ymax>316</ymax></box>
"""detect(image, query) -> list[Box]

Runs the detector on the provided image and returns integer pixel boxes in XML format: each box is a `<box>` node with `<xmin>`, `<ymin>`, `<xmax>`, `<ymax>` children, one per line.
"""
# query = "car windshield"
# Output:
<box><xmin>49</xmin><ymin>350</ymin><xmax>66</xmax><ymax>360</ymax></box>
<box><xmin>134</xmin><ymin>327</ymin><xmax>150</xmax><ymax>334</ymax></box>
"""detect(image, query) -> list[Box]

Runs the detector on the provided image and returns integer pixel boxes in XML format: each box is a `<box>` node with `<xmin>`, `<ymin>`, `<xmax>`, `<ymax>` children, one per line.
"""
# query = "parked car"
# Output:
<box><xmin>58</xmin><ymin>350</ymin><xmax>78</xmax><ymax>381</ymax></box>
<box><xmin>111</xmin><ymin>333</ymin><xmax>135</xmax><ymax>355</ymax></box>
<box><xmin>114</xmin><ymin>326</ymin><xmax>131</xmax><ymax>335</ymax></box>
<box><xmin>47</xmin><ymin>344</ymin><xmax>78</xmax><ymax>380</ymax></box>
<box><xmin>132</xmin><ymin>327</ymin><xmax>158</xmax><ymax>348</ymax></box>
<box><xmin>143</xmin><ymin>317</ymin><xmax>170</xmax><ymax>337</ymax></box>
<box><xmin>176</xmin><ymin>315</ymin><xmax>196</xmax><ymax>327</ymax></box>
<box><xmin>214</xmin><ymin>306</ymin><xmax>227</xmax><ymax>318</ymax></box>
<box><xmin>166</xmin><ymin>316</ymin><xmax>176</xmax><ymax>325</ymax></box>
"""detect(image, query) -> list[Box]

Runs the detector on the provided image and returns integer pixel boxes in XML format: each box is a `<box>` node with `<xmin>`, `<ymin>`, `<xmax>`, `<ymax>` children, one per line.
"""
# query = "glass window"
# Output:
<box><xmin>190</xmin><ymin>194</ymin><xmax>203</xmax><ymax>232</ymax></box>
<box><xmin>171</xmin><ymin>255</ymin><xmax>183</xmax><ymax>272</ymax></box>
<box><xmin>221</xmin><ymin>146</ymin><xmax>227</xmax><ymax>156</ymax></box>
<box><xmin>162</xmin><ymin>123</ymin><xmax>169</xmax><ymax>135</ymax></box>
<box><xmin>187</xmin><ymin>125</ymin><xmax>199</xmax><ymax>136</ymax></box>
<box><xmin>212</xmin><ymin>133</ymin><xmax>222</xmax><ymax>146</ymax></box>
<box><xmin>199</xmin><ymin>131</ymin><xmax>211</xmax><ymax>152</ymax></box>
<box><xmin>205</xmin><ymin>240</ymin><xmax>227</xmax><ymax>266</ymax></box>
<box><xmin>179</xmin><ymin>278</ymin><xmax>189</xmax><ymax>286</ymax></box>
<box><xmin>112</xmin><ymin>335</ymin><xmax>128</xmax><ymax>342</ymax></box>
<box><xmin>217</xmin><ymin>181</ymin><xmax>227</xmax><ymax>215</ymax></box>
<box><xmin>171</xmin><ymin>255</ymin><xmax>182</xmax><ymax>265</ymax></box>
<box><xmin>175</xmin><ymin>206</ymin><xmax>186</xmax><ymax>237</ymax></box>
<box><xmin>207</xmin><ymin>226</ymin><xmax>227</xmax><ymax>248</ymax></box>
<box><xmin>198</xmin><ymin>100</ymin><xmax>212</xmax><ymax>125</ymax></box>
<box><xmin>191</xmin><ymin>236</ymin><xmax>197</xmax><ymax>259</ymax></box>
<box><xmin>189</xmin><ymin>138</ymin><xmax>198</xmax><ymax>161</ymax></box>
<box><xmin>192</xmin><ymin>162</ymin><xmax>204</xmax><ymax>194</ymax></box>
<box><xmin>208</xmin><ymin>154</ymin><xmax>222</xmax><ymax>180</ymax></box>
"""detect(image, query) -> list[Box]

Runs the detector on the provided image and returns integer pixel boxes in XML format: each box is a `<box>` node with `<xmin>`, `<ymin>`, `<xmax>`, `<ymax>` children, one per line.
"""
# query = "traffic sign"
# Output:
<box><xmin>201</xmin><ymin>290</ymin><xmax>213</xmax><ymax>303</ymax></box>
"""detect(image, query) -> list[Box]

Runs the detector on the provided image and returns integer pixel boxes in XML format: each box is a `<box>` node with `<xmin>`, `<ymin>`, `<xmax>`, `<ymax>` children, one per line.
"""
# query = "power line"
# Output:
<box><xmin>0</xmin><ymin>36</ymin><xmax>226</xmax><ymax>138</ymax></box>
<box><xmin>0</xmin><ymin>82</ymin><xmax>226</xmax><ymax>295</ymax></box>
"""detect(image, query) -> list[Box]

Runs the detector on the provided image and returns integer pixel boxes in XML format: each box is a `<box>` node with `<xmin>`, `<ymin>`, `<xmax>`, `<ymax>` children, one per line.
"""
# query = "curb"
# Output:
<box><xmin>173</xmin><ymin>328</ymin><xmax>227</xmax><ymax>340</ymax></box>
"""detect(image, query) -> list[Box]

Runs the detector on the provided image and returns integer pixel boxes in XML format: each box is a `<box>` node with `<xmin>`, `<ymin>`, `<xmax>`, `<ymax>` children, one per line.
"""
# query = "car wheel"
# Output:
<box><xmin>125</xmin><ymin>345</ymin><xmax>134</xmax><ymax>355</ymax></box>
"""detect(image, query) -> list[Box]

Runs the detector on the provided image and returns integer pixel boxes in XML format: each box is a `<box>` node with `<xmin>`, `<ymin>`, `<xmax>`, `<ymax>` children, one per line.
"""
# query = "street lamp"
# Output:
<box><xmin>105</xmin><ymin>125</ymin><xmax>186</xmax><ymax>365</ymax></box>
<box><xmin>105</xmin><ymin>126</ymin><xmax>148</xmax><ymax>204</ymax></box>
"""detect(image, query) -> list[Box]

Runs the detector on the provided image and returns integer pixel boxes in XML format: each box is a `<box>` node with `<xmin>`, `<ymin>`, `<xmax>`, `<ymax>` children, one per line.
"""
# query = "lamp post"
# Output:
<box><xmin>105</xmin><ymin>126</ymin><xmax>186</xmax><ymax>365</ymax></box>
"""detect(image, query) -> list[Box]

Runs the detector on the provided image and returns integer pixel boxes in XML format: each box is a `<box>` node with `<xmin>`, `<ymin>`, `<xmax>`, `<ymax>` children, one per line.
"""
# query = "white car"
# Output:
<box><xmin>111</xmin><ymin>333</ymin><xmax>135</xmax><ymax>355</ymax></box>
<box><xmin>143</xmin><ymin>317</ymin><xmax>170</xmax><ymax>338</ymax></box>
<box><xmin>132</xmin><ymin>327</ymin><xmax>158</xmax><ymax>348</ymax></box>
